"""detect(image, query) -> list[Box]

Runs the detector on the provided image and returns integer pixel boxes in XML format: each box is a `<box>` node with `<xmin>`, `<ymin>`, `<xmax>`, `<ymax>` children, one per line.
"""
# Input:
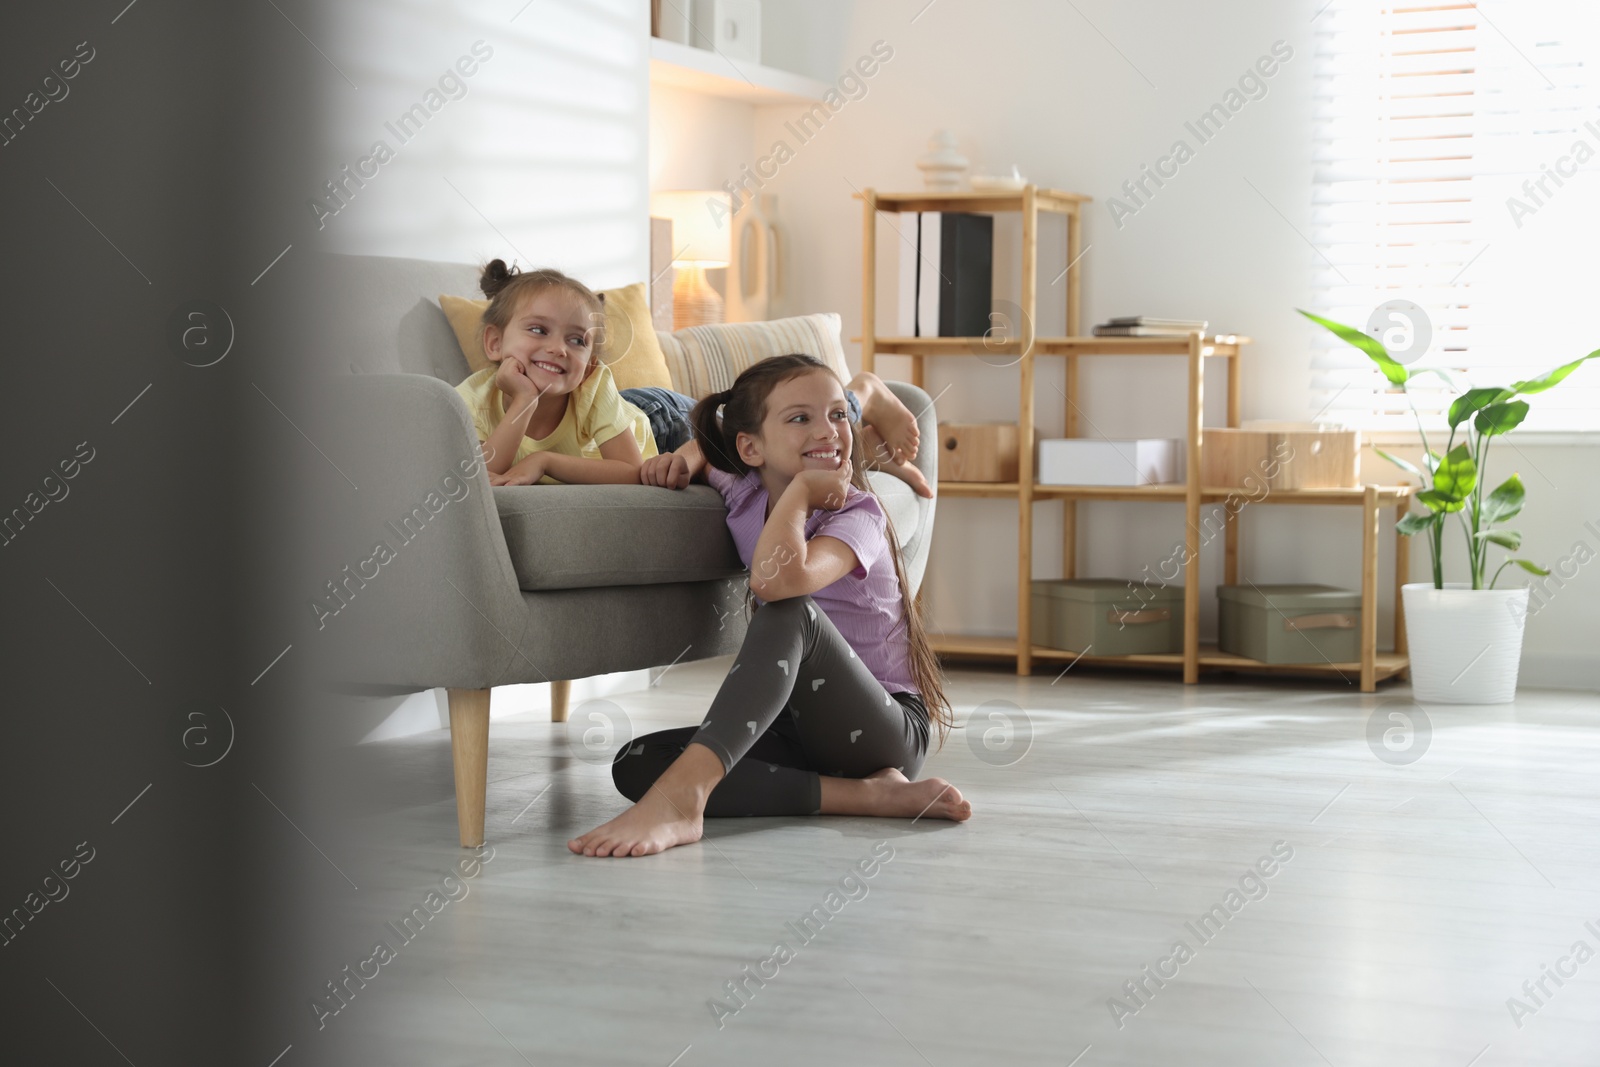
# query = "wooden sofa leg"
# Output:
<box><xmin>447</xmin><ymin>687</ymin><xmax>490</xmax><ymax>848</ymax></box>
<box><xmin>550</xmin><ymin>679</ymin><xmax>571</xmax><ymax>723</ymax></box>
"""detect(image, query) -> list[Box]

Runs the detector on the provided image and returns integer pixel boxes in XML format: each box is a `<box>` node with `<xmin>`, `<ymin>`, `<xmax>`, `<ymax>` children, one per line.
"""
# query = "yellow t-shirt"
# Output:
<box><xmin>455</xmin><ymin>362</ymin><xmax>657</xmax><ymax>485</ymax></box>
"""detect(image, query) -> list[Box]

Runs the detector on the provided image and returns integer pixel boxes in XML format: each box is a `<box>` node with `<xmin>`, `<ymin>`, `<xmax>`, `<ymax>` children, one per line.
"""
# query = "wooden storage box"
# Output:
<box><xmin>938</xmin><ymin>422</ymin><xmax>1026</xmax><ymax>482</ymax></box>
<box><xmin>1030</xmin><ymin>579</ymin><xmax>1184</xmax><ymax>656</ymax></box>
<box><xmin>1201</xmin><ymin>422</ymin><xmax>1359</xmax><ymax>490</ymax></box>
<box><xmin>1217</xmin><ymin>584</ymin><xmax>1361</xmax><ymax>664</ymax></box>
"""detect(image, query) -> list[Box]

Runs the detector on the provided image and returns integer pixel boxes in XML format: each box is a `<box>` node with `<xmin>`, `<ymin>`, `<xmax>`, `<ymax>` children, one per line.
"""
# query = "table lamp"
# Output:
<box><xmin>651</xmin><ymin>190</ymin><xmax>732</xmax><ymax>329</ymax></box>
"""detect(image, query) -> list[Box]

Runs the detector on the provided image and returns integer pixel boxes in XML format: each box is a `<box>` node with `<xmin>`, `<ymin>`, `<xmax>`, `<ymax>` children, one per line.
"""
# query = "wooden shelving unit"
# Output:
<box><xmin>856</xmin><ymin>184</ymin><xmax>1413</xmax><ymax>692</ymax></box>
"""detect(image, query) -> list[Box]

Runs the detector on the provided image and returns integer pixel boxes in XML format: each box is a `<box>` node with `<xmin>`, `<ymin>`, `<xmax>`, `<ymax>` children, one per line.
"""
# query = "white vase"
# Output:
<box><xmin>917</xmin><ymin>130</ymin><xmax>969</xmax><ymax>191</ymax></box>
<box><xmin>1401</xmin><ymin>583</ymin><xmax>1529</xmax><ymax>703</ymax></box>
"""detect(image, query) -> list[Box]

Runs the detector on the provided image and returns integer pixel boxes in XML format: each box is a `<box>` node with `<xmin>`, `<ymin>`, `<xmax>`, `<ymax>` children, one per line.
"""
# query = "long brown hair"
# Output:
<box><xmin>475</xmin><ymin>260</ymin><xmax>605</xmax><ymax>413</ymax></box>
<box><xmin>690</xmin><ymin>354</ymin><xmax>952</xmax><ymax>748</ymax></box>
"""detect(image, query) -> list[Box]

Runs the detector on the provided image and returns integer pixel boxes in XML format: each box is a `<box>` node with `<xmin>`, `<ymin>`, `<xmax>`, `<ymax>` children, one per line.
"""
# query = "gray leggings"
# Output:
<box><xmin>611</xmin><ymin>595</ymin><xmax>931</xmax><ymax>817</ymax></box>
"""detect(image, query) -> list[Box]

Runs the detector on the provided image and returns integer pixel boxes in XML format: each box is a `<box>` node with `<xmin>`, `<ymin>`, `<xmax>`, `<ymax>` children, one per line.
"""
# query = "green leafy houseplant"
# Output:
<box><xmin>1297</xmin><ymin>309</ymin><xmax>1597</xmax><ymax>590</ymax></box>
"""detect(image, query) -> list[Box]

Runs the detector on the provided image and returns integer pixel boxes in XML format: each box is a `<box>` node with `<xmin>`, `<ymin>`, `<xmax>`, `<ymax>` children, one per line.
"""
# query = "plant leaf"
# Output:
<box><xmin>1480</xmin><ymin>473</ymin><xmax>1526</xmax><ymax>525</ymax></box>
<box><xmin>1475</xmin><ymin>529</ymin><xmax>1522</xmax><ymax>550</ymax></box>
<box><xmin>1396</xmin><ymin>511</ymin><xmax>1439</xmax><ymax>535</ymax></box>
<box><xmin>1296</xmin><ymin>308</ymin><xmax>1409</xmax><ymax>386</ymax></box>
<box><xmin>1448</xmin><ymin>387</ymin><xmax>1510</xmax><ymax>429</ymax></box>
<box><xmin>1408</xmin><ymin>366</ymin><xmax>1462</xmax><ymax>390</ymax></box>
<box><xmin>1509</xmin><ymin>559</ymin><xmax>1551</xmax><ymax>576</ymax></box>
<box><xmin>1375</xmin><ymin>448</ymin><xmax>1424</xmax><ymax>480</ymax></box>
<box><xmin>1509</xmin><ymin>349</ymin><xmax>1600</xmax><ymax>396</ymax></box>
<box><xmin>1431</xmin><ymin>443</ymin><xmax>1476</xmax><ymax>501</ymax></box>
<box><xmin>1417</xmin><ymin>489</ymin><xmax>1468</xmax><ymax>513</ymax></box>
<box><xmin>1475</xmin><ymin>400</ymin><xmax>1530</xmax><ymax>436</ymax></box>
<box><xmin>1423</xmin><ymin>449</ymin><xmax>1441</xmax><ymax>474</ymax></box>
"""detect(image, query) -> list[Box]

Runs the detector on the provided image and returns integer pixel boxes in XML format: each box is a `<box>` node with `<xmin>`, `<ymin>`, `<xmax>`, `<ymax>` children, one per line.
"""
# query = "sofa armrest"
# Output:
<box><xmin>319</xmin><ymin>373</ymin><xmax>529</xmax><ymax>689</ymax></box>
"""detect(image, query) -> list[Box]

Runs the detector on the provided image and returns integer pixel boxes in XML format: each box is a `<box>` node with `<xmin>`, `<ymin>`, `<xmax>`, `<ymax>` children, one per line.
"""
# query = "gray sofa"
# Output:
<box><xmin>321</xmin><ymin>254</ymin><xmax>939</xmax><ymax>846</ymax></box>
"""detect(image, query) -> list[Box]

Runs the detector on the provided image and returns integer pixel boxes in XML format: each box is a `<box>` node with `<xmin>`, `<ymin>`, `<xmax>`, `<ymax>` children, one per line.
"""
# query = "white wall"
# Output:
<box><xmin>742</xmin><ymin>0</ymin><xmax>1599</xmax><ymax>689</ymax></box>
<box><xmin>318</xmin><ymin>0</ymin><xmax>650</xmax><ymax>289</ymax></box>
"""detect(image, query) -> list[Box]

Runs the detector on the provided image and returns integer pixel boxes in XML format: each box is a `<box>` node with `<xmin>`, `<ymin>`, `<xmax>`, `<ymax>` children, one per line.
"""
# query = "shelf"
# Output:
<box><xmin>1036</xmin><ymin>335</ymin><xmax>1251</xmax><ymax>356</ymax></box>
<box><xmin>936</xmin><ymin>482</ymin><xmax>1415</xmax><ymax>505</ymax></box>
<box><xmin>861</xmin><ymin>334</ymin><xmax>1249</xmax><ymax>357</ymax></box>
<box><xmin>869</xmin><ymin>336</ymin><xmax>1023</xmax><ymax>356</ymax></box>
<box><xmin>856</xmin><ymin>188</ymin><xmax>1091</xmax><ymax>214</ymax></box>
<box><xmin>648</xmin><ymin>37</ymin><xmax>830</xmax><ymax>104</ymax></box>
<box><xmin>930</xmin><ymin>634</ymin><xmax>1410</xmax><ymax>684</ymax></box>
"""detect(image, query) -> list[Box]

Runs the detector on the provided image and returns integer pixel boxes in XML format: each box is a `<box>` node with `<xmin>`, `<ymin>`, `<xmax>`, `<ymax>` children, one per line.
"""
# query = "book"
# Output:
<box><xmin>1092</xmin><ymin>321</ymin><xmax>1210</xmax><ymax>337</ymax></box>
<box><xmin>1104</xmin><ymin>316</ymin><xmax>1209</xmax><ymax>328</ymax></box>
<box><xmin>898</xmin><ymin>212</ymin><xmax>994</xmax><ymax>337</ymax></box>
<box><xmin>935</xmin><ymin>212</ymin><xmax>993</xmax><ymax>338</ymax></box>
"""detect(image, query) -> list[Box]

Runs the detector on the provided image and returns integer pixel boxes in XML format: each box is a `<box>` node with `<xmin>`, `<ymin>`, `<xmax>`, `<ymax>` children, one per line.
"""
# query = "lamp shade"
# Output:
<box><xmin>650</xmin><ymin>190</ymin><xmax>733</xmax><ymax>267</ymax></box>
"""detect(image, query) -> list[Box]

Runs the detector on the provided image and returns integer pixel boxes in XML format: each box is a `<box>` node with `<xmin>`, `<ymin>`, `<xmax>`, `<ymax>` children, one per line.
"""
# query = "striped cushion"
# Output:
<box><xmin>657</xmin><ymin>313</ymin><xmax>852</xmax><ymax>400</ymax></box>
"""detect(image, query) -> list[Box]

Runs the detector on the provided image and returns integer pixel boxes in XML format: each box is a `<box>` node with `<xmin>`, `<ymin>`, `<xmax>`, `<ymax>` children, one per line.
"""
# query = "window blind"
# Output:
<box><xmin>1310</xmin><ymin>1</ymin><xmax>1600</xmax><ymax>432</ymax></box>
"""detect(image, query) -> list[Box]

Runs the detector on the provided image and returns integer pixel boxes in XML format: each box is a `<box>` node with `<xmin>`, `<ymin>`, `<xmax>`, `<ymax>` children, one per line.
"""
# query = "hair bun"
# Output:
<box><xmin>478</xmin><ymin>258</ymin><xmax>520</xmax><ymax>299</ymax></box>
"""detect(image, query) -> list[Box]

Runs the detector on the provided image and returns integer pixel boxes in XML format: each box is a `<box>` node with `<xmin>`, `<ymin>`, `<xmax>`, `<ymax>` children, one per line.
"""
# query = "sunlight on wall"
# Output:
<box><xmin>317</xmin><ymin>0</ymin><xmax>648</xmax><ymax>288</ymax></box>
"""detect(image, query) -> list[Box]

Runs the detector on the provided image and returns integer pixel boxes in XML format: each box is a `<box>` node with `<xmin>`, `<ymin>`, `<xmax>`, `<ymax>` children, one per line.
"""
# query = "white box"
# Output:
<box><xmin>656</xmin><ymin>1</ymin><xmax>692</xmax><ymax>44</ymax></box>
<box><xmin>1036</xmin><ymin>439</ymin><xmax>1183</xmax><ymax>486</ymax></box>
<box><xmin>690</xmin><ymin>0</ymin><xmax>761</xmax><ymax>62</ymax></box>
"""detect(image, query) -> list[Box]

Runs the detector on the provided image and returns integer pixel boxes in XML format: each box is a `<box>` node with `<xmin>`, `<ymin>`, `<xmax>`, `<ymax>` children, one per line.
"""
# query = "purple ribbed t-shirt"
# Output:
<box><xmin>706</xmin><ymin>466</ymin><xmax>917</xmax><ymax>695</ymax></box>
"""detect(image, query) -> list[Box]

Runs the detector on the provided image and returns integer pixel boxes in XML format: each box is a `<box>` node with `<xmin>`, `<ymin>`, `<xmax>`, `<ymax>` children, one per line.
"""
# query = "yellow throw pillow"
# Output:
<box><xmin>439</xmin><ymin>293</ymin><xmax>495</xmax><ymax>374</ymax></box>
<box><xmin>437</xmin><ymin>281</ymin><xmax>673</xmax><ymax>391</ymax></box>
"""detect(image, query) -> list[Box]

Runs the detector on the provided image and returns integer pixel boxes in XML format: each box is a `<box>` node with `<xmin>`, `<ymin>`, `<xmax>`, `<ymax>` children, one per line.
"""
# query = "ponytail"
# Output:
<box><xmin>690</xmin><ymin>388</ymin><xmax>745</xmax><ymax>475</ymax></box>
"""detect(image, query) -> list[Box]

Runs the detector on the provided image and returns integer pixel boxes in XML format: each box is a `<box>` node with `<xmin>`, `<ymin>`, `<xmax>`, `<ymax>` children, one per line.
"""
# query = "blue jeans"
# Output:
<box><xmin>622</xmin><ymin>387</ymin><xmax>862</xmax><ymax>455</ymax></box>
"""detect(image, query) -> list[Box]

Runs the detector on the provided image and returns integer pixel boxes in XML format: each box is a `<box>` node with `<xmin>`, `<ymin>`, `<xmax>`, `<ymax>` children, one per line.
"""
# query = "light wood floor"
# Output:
<box><xmin>312</xmin><ymin>659</ymin><xmax>1600</xmax><ymax>1066</ymax></box>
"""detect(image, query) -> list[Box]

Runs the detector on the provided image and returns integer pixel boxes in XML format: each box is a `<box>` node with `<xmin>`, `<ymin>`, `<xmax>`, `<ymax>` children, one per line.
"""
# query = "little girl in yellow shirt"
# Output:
<box><xmin>455</xmin><ymin>260</ymin><xmax>931</xmax><ymax>496</ymax></box>
<box><xmin>455</xmin><ymin>261</ymin><xmax>656</xmax><ymax>486</ymax></box>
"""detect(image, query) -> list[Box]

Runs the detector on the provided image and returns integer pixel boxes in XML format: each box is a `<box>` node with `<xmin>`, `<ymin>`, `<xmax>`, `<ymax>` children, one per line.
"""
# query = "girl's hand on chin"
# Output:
<box><xmin>795</xmin><ymin>457</ymin><xmax>852</xmax><ymax>511</ymax></box>
<box><xmin>495</xmin><ymin>358</ymin><xmax>539</xmax><ymax>402</ymax></box>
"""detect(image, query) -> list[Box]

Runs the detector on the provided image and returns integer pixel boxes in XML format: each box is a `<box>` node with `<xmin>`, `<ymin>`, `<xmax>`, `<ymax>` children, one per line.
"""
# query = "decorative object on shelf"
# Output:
<box><xmin>690</xmin><ymin>0</ymin><xmax>761</xmax><ymax>62</ymax></box>
<box><xmin>916</xmin><ymin>130</ymin><xmax>969</xmax><ymax>191</ymax></box>
<box><xmin>1092</xmin><ymin>316</ymin><xmax>1209</xmax><ymax>338</ymax></box>
<box><xmin>897</xmin><ymin>211</ymin><xmax>993</xmax><ymax>337</ymax></box>
<box><xmin>937</xmin><ymin>422</ymin><xmax>1024</xmax><ymax>482</ymax></box>
<box><xmin>1299</xmin><ymin>308</ymin><xmax>1598</xmax><ymax>701</ymax></box>
<box><xmin>652</xmin><ymin>190</ymin><xmax>733</xmax><ymax>329</ymax></box>
<box><xmin>970</xmin><ymin>164</ymin><xmax>1028</xmax><ymax>191</ymax></box>
<box><xmin>1200</xmin><ymin>422</ymin><xmax>1358</xmax><ymax>490</ymax></box>
<box><xmin>1031</xmin><ymin>579</ymin><xmax>1184</xmax><ymax>656</ymax></box>
<box><xmin>1217</xmin><ymin>584</ymin><xmax>1360</xmax><ymax>665</ymax></box>
<box><xmin>1037</xmin><ymin>438</ymin><xmax>1181</xmax><ymax>487</ymax></box>
<box><xmin>653</xmin><ymin>0</ymin><xmax>692</xmax><ymax>45</ymax></box>
<box><xmin>725</xmin><ymin>192</ymin><xmax>782</xmax><ymax>323</ymax></box>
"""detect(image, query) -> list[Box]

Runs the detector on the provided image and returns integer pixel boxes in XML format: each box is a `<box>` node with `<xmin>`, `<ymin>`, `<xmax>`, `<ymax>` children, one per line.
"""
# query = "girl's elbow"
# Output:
<box><xmin>749</xmin><ymin>575</ymin><xmax>796</xmax><ymax>601</ymax></box>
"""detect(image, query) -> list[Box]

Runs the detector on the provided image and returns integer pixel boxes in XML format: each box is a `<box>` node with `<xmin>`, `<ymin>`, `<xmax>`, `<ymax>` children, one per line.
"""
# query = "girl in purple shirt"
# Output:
<box><xmin>569</xmin><ymin>355</ymin><xmax>970</xmax><ymax>858</ymax></box>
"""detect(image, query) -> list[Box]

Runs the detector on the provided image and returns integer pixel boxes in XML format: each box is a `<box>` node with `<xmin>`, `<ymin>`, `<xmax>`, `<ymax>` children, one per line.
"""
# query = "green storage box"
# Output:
<box><xmin>1217</xmin><ymin>584</ymin><xmax>1361</xmax><ymax>664</ymax></box>
<box><xmin>1030</xmin><ymin>579</ymin><xmax>1184</xmax><ymax>655</ymax></box>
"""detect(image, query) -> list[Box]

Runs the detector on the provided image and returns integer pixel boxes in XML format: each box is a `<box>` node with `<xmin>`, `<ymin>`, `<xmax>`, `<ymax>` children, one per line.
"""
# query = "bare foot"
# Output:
<box><xmin>860</xmin><ymin>425</ymin><xmax>934</xmax><ymax>499</ymax></box>
<box><xmin>837</xmin><ymin>768</ymin><xmax>972</xmax><ymax>821</ymax></box>
<box><xmin>896</xmin><ymin>777</ymin><xmax>972</xmax><ymax>821</ymax></box>
<box><xmin>850</xmin><ymin>371</ymin><xmax>920</xmax><ymax>464</ymax></box>
<box><xmin>567</xmin><ymin>785</ymin><xmax>704</xmax><ymax>857</ymax></box>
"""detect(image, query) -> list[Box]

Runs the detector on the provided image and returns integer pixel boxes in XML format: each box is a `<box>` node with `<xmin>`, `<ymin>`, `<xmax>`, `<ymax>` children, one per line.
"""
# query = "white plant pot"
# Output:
<box><xmin>1401</xmin><ymin>583</ymin><xmax>1529</xmax><ymax>703</ymax></box>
